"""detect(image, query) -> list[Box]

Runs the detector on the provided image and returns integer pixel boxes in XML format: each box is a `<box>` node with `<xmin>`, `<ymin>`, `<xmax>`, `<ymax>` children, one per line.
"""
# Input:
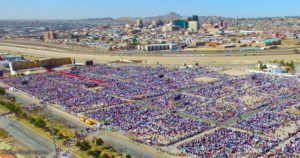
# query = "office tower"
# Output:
<box><xmin>152</xmin><ymin>20</ymin><xmax>157</xmax><ymax>26</ymax></box>
<box><xmin>136</xmin><ymin>19</ymin><xmax>144</xmax><ymax>28</ymax></box>
<box><xmin>223</xmin><ymin>20</ymin><xmax>228</xmax><ymax>29</ymax></box>
<box><xmin>192</xmin><ymin>15</ymin><xmax>199</xmax><ymax>21</ymax></box>
<box><xmin>188</xmin><ymin>21</ymin><xmax>199</xmax><ymax>32</ymax></box>
<box><xmin>173</xmin><ymin>19</ymin><xmax>188</xmax><ymax>29</ymax></box>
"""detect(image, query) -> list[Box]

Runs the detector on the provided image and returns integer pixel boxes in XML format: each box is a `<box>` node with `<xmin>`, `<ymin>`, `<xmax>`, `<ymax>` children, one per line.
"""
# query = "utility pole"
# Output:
<box><xmin>50</xmin><ymin>117</ymin><xmax>58</xmax><ymax>158</ymax></box>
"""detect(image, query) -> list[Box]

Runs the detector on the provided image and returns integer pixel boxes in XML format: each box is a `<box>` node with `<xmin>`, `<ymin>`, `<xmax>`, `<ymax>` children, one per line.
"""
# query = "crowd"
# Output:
<box><xmin>232</xmin><ymin>110</ymin><xmax>299</xmax><ymax>135</ymax></box>
<box><xmin>146</xmin><ymin>94</ymin><xmax>203</xmax><ymax>110</ymax></box>
<box><xmin>100</xmin><ymin>70</ymin><xmax>204</xmax><ymax>100</ymax></box>
<box><xmin>267</xmin><ymin>131</ymin><xmax>300</xmax><ymax>157</ymax></box>
<box><xmin>1</xmin><ymin>73</ymin><xmax>124</xmax><ymax>113</ymax></box>
<box><xmin>185</xmin><ymin>74</ymin><xmax>298</xmax><ymax>121</ymax></box>
<box><xmin>84</xmin><ymin>103</ymin><xmax>213</xmax><ymax>146</ymax></box>
<box><xmin>177</xmin><ymin>128</ymin><xmax>280</xmax><ymax>157</ymax></box>
<box><xmin>72</xmin><ymin>64</ymin><xmax>167</xmax><ymax>80</ymax></box>
<box><xmin>232</xmin><ymin>97</ymin><xmax>300</xmax><ymax>136</ymax></box>
<box><xmin>93</xmin><ymin>65</ymin><xmax>229</xmax><ymax>100</ymax></box>
<box><xmin>1</xmin><ymin>64</ymin><xmax>299</xmax><ymax>157</ymax></box>
<box><xmin>146</xmin><ymin>75</ymin><xmax>299</xmax><ymax>122</ymax></box>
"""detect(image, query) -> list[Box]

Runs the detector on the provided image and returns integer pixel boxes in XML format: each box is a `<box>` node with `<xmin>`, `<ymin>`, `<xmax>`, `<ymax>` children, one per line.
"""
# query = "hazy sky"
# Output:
<box><xmin>0</xmin><ymin>0</ymin><xmax>300</xmax><ymax>19</ymax></box>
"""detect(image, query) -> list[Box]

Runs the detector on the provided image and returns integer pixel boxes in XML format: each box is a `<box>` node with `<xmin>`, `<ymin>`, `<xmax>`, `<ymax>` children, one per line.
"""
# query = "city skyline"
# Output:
<box><xmin>1</xmin><ymin>0</ymin><xmax>300</xmax><ymax>20</ymax></box>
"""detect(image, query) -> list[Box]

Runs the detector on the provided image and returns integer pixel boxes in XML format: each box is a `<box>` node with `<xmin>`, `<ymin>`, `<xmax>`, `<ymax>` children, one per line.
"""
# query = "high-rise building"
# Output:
<box><xmin>152</xmin><ymin>20</ymin><xmax>157</xmax><ymax>26</ymax></box>
<box><xmin>136</xmin><ymin>19</ymin><xmax>144</xmax><ymax>28</ymax></box>
<box><xmin>157</xmin><ymin>19</ymin><xmax>164</xmax><ymax>26</ymax></box>
<box><xmin>151</xmin><ymin>19</ymin><xmax>164</xmax><ymax>26</ymax></box>
<box><xmin>192</xmin><ymin>15</ymin><xmax>199</xmax><ymax>21</ymax></box>
<box><xmin>223</xmin><ymin>20</ymin><xmax>228</xmax><ymax>30</ymax></box>
<box><xmin>173</xmin><ymin>19</ymin><xmax>188</xmax><ymax>29</ymax></box>
<box><xmin>188</xmin><ymin>21</ymin><xmax>199</xmax><ymax>32</ymax></box>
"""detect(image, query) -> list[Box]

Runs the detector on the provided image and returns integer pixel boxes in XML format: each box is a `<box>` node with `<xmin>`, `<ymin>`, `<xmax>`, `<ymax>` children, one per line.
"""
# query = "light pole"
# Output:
<box><xmin>50</xmin><ymin>117</ymin><xmax>58</xmax><ymax>158</ymax></box>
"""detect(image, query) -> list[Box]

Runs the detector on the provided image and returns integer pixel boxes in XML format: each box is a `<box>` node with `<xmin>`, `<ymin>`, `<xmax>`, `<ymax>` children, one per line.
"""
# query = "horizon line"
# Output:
<box><xmin>0</xmin><ymin>13</ymin><xmax>299</xmax><ymax>21</ymax></box>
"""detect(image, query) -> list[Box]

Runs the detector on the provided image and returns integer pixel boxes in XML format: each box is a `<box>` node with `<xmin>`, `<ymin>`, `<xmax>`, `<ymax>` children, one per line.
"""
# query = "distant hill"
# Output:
<box><xmin>0</xmin><ymin>12</ymin><xmax>182</xmax><ymax>28</ymax></box>
<box><xmin>72</xmin><ymin>17</ymin><xmax>121</xmax><ymax>25</ymax></box>
<box><xmin>117</xmin><ymin>12</ymin><xmax>182</xmax><ymax>24</ymax></box>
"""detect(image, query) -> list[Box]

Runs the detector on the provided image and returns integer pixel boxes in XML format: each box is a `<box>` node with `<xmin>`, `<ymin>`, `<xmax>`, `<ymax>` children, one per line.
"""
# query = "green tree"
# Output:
<box><xmin>76</xmin><ymin>140</ymin><xmax>91</xmax><ymax>151</ymax></box>
<box><xmin>96</xmin><ymin>138</ymin><xmax>104</xmax><ymax>146</ymax></box>
<box><xmin>57</xmin><ymin>133</ymin><xmax>65</xmax><ymax>140</ymax></box>
<box><xmin>88</xmin><ymin>150</ymin><xmax>101</xmax><ymax>158</ymax></box>
<box><xmin>34</xmin><ymin>119</ymin><xmax>46</xmax><ymax>128</ymax></box>
<box><xmin>0</xmin><ymin>87</ymin><xmax>5</xmax><ymax>95</ymax></box>
<box><xmin>29</xmin><ymin>117</ymin><xmax>36</xmax><ymax>124</ymax></box>
<box><xmin>125</xmin><ymin>154</ymin><xmax>132</xmax><ymax>158</ymax></box>
<box><xmin>100</xmin><ymin>153</ymin><xmax>109</xmax><ymax>158</ymax></box>
<box><xmin>262</xmin><ymin>64</ymin><xmax>267</xmax><ymax>69</ymax></box>
<box><xmin>289</xmin><ymin>60</ymin><xmax>295</xmax><ymax>68</ymax></box>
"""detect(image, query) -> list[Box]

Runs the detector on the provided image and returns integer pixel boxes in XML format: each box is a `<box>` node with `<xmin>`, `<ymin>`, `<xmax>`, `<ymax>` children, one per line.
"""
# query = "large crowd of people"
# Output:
<box><xmin>0</xmin><ymin>72</ymin><xmax>124</xmax><ymax>113</ymax></box>
<box><xmin>267</xmin><ymin>131</ymin><xmax>300</xmax><ymax>157</ymax></box>
<box><xmin>1</xmin><ymin>64</ymin><xmax>299</xmax><ymax>157</ymax></box>
<box><xmin>177</xmin><ymin>128</ymin><xmax>280</xmax><ymax>157</ymax></box>
<box><xmin>232</xmin><ymin>97</ymin><xmax>300</xmax><ymax>137</ymax></box>
<box><xmin>146</xmin><ymin>74</ymin><xmax>300</xmax><ymax>121</ymax></box>
<box><xmin>84</xmin><ymin>103</ymin><xmax>213</xmax><ymax>146</ymax></box>
<box><xmin>99</xmin><ymin>68</ymin><xmax>228</xmax><ymax>100</ymax></box>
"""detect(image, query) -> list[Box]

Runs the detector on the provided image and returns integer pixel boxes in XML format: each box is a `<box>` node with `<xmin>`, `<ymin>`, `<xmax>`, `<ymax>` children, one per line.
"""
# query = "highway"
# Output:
<box><xmin>0</xmin><ymin>90</ymin><xmax>78</xmax><ymax>158</ymax></box>
<box><xmin>0</xmin><ymin>114</ymin><xmax>54</xmax><ymax>157</ymax></box>
<box><xmin>0</xmin><ymin>39</ymin><xmax>299</xmax><ymax>56</ymax></box>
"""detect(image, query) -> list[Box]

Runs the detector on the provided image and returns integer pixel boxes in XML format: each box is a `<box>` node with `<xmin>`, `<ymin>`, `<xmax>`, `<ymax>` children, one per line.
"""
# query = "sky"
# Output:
<box><xmin>0</xmin><ymin>0</ymin><xmax>300</xmax><ymax>19</ymax></box>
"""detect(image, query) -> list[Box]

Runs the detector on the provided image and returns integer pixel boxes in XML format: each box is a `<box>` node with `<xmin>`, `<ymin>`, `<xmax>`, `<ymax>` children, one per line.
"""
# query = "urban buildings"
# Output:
<box><xmin>43</xmin><ymin>31</ymin><xmax>57</xmax><ymax>41</ymax></box>
<box><xmin>188</xmin><ymin>21</ymin><xmax>200</xmax><ymax>32</ymax></box>
<box><xmin>192</xmin><ymin>15</ymin><xmax>199</xmax><ymax>21</ymax></box>
<box><xmin>173</xmin><ymin>19</ymin><xmax>188</xmax><ymax>29</ymax></box>
<box><xmin>139</xmin><ymin>43</ymin><xmax>177</xmax><ymax>51</ymax></box>
<box><xmin>1</xmin><ymin>14</ymin><xmax>299</xmax><ymax>52</ymax></box>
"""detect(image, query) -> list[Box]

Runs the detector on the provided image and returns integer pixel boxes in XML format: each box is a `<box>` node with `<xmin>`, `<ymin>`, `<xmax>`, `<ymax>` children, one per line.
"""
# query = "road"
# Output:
<box><xmin>0</xmin><ymin>114</ymin><xmax>54</xmax><ymax>157</ymax></box>
<box><xmin>0</xmin><ymin>39</ymin><xmax>299</xmax><ymax>55</ymax></box>
<box><xmin>1</xmin><ymin>90</ymin><xmax>78</xmax><ymax>158</ymax></box>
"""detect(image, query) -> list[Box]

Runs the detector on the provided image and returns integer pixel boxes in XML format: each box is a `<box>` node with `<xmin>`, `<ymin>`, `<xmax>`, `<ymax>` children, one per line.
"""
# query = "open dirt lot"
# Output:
<box><xmin>0</xmin><ymin>42</ymin><xmax>299</xmax><ymax>67</ymax></box>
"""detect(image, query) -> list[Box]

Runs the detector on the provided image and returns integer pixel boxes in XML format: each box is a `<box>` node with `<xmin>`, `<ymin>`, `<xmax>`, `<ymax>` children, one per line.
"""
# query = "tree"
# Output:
<box><xmin>29</xmin><ymin>117</ymin><xmax>36</xmax><ymax>124</ymax></box>
<box><xmin>88</xmin><ymin>150</ymin><xmax>101</xmax><ymax>158</ymax></box>
<box><xmin>125</xmin><ymin>154</ymin><xmax>132</xmax><ymax>158</ymax></box>
<box><xmin>53</xmin><ymin>128</ymin><xmax>59</xmax><ymax>135</ymax></box>
<box><xmin>0</xmin><ymin>87</ymin><xmax>5</xmax><ymax>95</ymax></box>
<box><xmin>100</xmin><ymin>153</ymin><xmax>109</xmax><ymax>158</ymax></box>
<box><xmin>21</xmin><ymin>112</ymin><xmax>28</xmax><ymax>119</ymax></box>
<box><xmin>75</xmin><ymin>140</ymin><xmax>81</xmax><ymax>147</ymax></box>
<box><xmin>262</xmin><ymin>64</ymin><xmax>267</xmax><ymax>69</ymax></box>
<box><xmin>76</xmin><ymin>140</ymin><xmax>91</xmax><ymax>151</ymax></box>
<box><xmin>289</xmin><ymin>60</ymin><xmax>295</xmax><ymax>68</ymax></box>
<box><xmin>57</xmin><ymin>133</ymin><xmax>65</xmax><ymax>140</ymax></box>
<box><xmin>96</xmin><ymin>138</ymin><xmax>104</xmax><ymax>146</ymax></box>
<box><xmin>34</xmin><ymin>119</ymin><xmax>46</xmax><ymax>128</ymax></box>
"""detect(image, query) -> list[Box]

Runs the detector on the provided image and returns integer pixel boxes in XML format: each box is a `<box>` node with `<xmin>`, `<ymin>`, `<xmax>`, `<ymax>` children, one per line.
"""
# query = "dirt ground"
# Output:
<box><xmin>194</xmin><ymin>77</ymin><xmax>217</xmax><ymax>83</ymax></box>
<box><xmin>0</xmin><ymin>43</ymin><xmax>299</xmax><ymax>67</ymax></box>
